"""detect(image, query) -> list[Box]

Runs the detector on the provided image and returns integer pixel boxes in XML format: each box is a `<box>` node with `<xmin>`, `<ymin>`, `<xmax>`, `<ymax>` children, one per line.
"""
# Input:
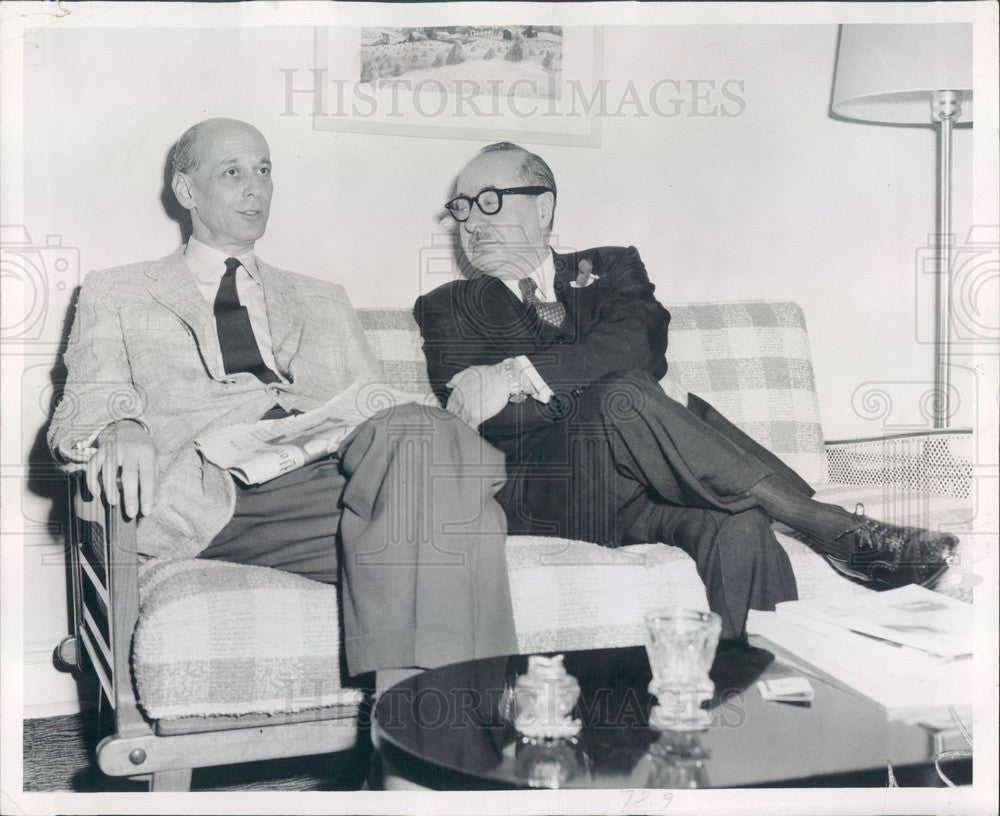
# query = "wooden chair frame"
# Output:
<box><xmin>57</xmin><ymin>476</ymin><xmax>361</xmax><ymax>792</ymax></box>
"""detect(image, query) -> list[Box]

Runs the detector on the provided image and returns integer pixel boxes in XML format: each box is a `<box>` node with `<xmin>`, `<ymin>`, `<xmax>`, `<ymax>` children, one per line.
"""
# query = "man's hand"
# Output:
<box><xmin>446</xmin><ymin>363</ymin><xmax>511</xmax><ymax>427</ymax></box>
<box><xmin>86</xmin><ymin>421</ymin><xmax>158</xmax><ymax>519</ymax></box>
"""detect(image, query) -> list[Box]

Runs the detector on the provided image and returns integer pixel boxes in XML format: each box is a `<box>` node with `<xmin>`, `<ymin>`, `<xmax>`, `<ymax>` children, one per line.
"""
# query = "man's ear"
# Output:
<box><xmin>535</xmin><ymin>191</ymin><xmax>555</xmax><ymax>230</ymax></box>
<box><xmin>171</xmin><ymin>172</ymin><xmax>196</xmax><ymax>212</ymax></box>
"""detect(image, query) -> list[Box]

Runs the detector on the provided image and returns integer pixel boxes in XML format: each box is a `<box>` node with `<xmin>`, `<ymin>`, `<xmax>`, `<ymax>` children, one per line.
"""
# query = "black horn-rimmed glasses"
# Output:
<box><xmin>445</xmin><ymin>186</ymin><xmax>553</xmax><ymax>222</ymax></box>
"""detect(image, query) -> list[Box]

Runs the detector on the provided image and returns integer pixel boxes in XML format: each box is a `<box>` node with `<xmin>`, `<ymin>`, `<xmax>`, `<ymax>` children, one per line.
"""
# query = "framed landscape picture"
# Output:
<box><xmin>313</xmin><ymin>25</ymin><xmax>604</xmax><ymax>146</ymax></box>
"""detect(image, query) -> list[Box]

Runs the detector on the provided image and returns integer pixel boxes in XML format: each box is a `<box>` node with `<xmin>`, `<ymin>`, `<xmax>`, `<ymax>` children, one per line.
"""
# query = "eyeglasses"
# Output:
<box><xmin>445</xmin><ymin>186</ymin><xmax>553</xmax><ymax>222</ymax></box>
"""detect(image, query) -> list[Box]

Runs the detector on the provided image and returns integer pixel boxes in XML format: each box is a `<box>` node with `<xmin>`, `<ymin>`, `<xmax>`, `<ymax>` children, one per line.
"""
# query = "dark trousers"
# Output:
<box><xmin>200</xmin><ymin>403</ymin><xmax>518</xmax><ymax>676</ymax></box>
<box><xmin>490</xmin><ymin>371</ymin><xmax>801</xmax><ymax>638</ymax></box>
<box><xmin>200</xmin><ymin>456</ymin><xmax>344</xmax><ymax>583</ymax></box>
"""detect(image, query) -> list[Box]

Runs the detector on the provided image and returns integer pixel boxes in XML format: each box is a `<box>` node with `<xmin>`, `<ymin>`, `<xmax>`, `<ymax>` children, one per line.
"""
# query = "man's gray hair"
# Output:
<box><xmin>170</xmin><ymin>123</ymin><xmax>202</xmax><ymax>177</ymax></box>
<box><xmin>479</xmin><ymin>142</ymin><xmax>557</xmax><ymax>202</ymax></box>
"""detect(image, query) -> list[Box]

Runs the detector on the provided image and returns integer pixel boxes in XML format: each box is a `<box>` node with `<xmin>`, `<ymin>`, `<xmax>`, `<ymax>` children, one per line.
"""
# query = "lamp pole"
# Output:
<box><xmin>932</xmin><ymin>90</ymin><xmax>961</xmax><ymax>429</ymax></box>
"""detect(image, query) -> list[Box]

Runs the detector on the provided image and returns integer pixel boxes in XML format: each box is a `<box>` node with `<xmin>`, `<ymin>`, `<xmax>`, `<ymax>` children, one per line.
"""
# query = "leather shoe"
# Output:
<box><xmin>824</xmin><ymin>506</ymin><xmax>958</xmax><ymax>590</ymax></box>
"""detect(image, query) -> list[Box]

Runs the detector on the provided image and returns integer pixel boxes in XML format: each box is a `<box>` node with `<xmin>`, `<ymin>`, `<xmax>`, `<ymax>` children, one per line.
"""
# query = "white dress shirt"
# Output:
<box><xmin>497</xmin><ymin>252</ymin><xmax>557</xmax><ymax>403</ymax></box>
<box><xmin>499</xmin><ymin>251</ymin><xmax>558</xmax><ymax>304</ymax></box>
<box><xmin>184</xmin><ymin>237</ymin><xmax>283</xmax><ymax>378</ymax></box>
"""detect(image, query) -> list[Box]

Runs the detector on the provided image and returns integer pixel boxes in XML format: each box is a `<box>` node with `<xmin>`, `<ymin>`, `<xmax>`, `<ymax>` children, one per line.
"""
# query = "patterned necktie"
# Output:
<box><xmin>518</xmin><ymin>276</ymin><xmax>567</xmax><ymax>328</ymax></box>
<box><xmin>213</xmin><ymin>257</ymin><xmax>279</xmax><ymax>383</ymax></box>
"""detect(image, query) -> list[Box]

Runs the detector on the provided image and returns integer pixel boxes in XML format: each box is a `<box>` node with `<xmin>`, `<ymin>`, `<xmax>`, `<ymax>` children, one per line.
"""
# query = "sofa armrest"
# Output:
<box><xmin>824</xmin><ymin>429</ymin><xmax>972</xmax><ymax>499</ymax></box>
<box><xmin>72</xmin><ymin>474</ymin><xmax>149</xmax><ymax>738</ymax></box>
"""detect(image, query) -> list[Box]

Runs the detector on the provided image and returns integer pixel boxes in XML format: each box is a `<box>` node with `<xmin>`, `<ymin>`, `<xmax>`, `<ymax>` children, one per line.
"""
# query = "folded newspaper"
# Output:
<box><xmin>196</xmin><ymin>380</ymin><xmax>438</xmax><ymax>486</ymax></box>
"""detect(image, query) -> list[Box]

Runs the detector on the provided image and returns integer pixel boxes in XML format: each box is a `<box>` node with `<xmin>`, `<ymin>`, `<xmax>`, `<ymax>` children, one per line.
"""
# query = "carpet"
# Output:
<box><xmin>22</xmin><ymin>711</ymin><xmax>371</xmax><ymax>792</ymax></box>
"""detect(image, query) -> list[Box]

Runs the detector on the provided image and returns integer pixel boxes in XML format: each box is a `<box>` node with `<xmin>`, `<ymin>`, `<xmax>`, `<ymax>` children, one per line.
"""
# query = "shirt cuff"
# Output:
<box><xmin>55</xmin><ymin>429</ymin><xmax>104</xmax><ymax>469</ymax></box>
<box><xmin>58</xmin><ymin>418</ymin><xmax>151</xmax><ymax>467</ymax></box>
<box><xmin>512</xmin><ymin>355</ymin><xmax>554</xmax><ymax>404</ymax></box>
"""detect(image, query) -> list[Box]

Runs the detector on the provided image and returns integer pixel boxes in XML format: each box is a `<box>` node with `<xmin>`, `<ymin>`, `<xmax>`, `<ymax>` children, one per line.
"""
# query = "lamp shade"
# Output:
<box><xmin>831</xmin><ymin>23</ymin><xmax>973</xmax><ymax>124</ymax></box>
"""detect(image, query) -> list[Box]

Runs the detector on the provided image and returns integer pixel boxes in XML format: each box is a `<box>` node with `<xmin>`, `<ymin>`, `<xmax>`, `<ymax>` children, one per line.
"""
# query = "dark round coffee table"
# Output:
<box><xmin>374</xmin><ymin>642</ymin><xmax>971</xmax><ymax>789</ymax></box>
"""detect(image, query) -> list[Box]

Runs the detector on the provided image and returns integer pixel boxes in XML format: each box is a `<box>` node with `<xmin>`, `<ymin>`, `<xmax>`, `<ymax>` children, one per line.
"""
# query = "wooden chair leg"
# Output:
<box><xmin>148</xmin><ymin>768</ymin><xmax>193</xmax><ymax>791</ymax></box>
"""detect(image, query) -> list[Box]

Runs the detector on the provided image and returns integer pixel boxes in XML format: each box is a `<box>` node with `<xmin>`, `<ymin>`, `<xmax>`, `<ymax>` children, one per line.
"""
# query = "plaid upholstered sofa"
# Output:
<box><xmin>61</xmin><ymin>300</ymin><xmax>974</xmax><ymax>790</ymax></box>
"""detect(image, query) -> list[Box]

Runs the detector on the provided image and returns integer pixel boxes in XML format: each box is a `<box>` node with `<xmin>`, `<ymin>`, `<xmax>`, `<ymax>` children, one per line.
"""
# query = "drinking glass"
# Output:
<box><xmin>643</xmin><ymin>608</ymin><xmax>722</xmax><ymax>730</ymax></box>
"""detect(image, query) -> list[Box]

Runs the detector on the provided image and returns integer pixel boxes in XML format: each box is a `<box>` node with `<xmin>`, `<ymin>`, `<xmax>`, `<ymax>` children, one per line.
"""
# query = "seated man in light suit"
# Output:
<box><xmin>47</xmin><ymin>118</ymin><xmax>518</xmax><ymax>676</ymax></box>
<box><xmin>414</xmin><ymin>142</ymin><xmax>958</xmax><ymax>640</ymax></box>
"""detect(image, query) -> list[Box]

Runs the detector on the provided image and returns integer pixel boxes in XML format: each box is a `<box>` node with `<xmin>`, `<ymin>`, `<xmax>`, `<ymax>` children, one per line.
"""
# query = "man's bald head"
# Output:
<box><xmin>170</xmin><ymin>118</ymin><xmax>273</xmax><ymax>254</ymax></box>
<box><xmin>171</xmin><ymin>118</ymin><xmax>267</xmax><ymax>178</ymax></box>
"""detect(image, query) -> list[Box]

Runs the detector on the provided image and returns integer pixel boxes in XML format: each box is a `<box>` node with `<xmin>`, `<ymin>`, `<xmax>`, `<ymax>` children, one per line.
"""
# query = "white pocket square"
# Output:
<box><xmin>570</xmin><ymin>259</ymin><xmax>599</xmax><ymax>288</ymax></box>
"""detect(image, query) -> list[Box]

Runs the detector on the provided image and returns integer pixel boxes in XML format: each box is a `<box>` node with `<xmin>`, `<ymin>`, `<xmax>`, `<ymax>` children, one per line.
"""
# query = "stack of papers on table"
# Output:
<box><xmin>747</xmin><ymin>586</ymin><xmax>973</xmax><ymax>717</ymax></box>
<box><xmin>774</xmin><ymin>584</ymin><xmax>972</xmax><ymax>658</ymax></box>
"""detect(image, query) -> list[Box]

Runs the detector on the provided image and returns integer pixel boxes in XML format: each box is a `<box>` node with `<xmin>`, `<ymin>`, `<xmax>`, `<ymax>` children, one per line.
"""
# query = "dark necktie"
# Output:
<box><xmin>518</xmin><ymin>276</ymin><xmax>567</xmax><ymax>328</ymax></box>
<box><xmin>214</xmin><ymin>257</ymin><xmax>279</xmax><ymax>384</ymax></box>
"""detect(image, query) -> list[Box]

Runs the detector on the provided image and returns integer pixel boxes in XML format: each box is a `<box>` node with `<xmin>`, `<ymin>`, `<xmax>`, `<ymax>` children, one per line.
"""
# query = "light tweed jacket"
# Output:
<box><xmin>48</xmin><ymin>246</ymin><xmax>380</xmax><ymax>561</ymax></box>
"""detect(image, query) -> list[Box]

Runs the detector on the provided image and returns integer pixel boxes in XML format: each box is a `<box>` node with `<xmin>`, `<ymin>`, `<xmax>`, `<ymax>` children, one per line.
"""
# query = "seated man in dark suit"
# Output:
<box><xmin>48</xmin><ymin>119</ymin><xmax>518</xmax><ymax>676</ymax></box>
<box><xmin>414</xmin><ymin>141</ymin><xmax>956</xmax><ymax>639</ymax></box>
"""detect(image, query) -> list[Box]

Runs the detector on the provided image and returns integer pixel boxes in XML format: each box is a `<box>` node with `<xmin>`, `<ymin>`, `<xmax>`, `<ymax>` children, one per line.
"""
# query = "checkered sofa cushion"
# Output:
<box><xmin>660</xmin><ymin>302</ymin><xmax>828</xmax><ymax>484</ymax></box>
<box><xmin>357</xmin><ymin>301</ymin><xmax>828</xmax><ymax>484</ymax></box>
<box><xmin>356</xmin><ymin>308</ymin><xmax>431</xmax><ymax>396</ymax></box>
<box><xmin>133</xmin><ymin>559</ymin><xmax>363</xmax><ymax>719</ymax></box>
<box><xmin>133</xmin><ymin>533</ymin><xmax>858</xmax><ymax>719</ymax></box>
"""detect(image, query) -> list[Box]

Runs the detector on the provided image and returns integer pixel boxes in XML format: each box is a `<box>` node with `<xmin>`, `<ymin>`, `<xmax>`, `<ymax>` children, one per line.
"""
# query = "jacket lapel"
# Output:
<box><xmin>147</xmin><ymin>247</ymin><xmax>225</xmax><ymax>379</ymax></box>
<box><xmin>258</xmin><ymin>262</ymin><xmax>304</xmax><ymax>376</ymax></box>
<box><xmin>464</xmin><ymin>274</ymin><xmax>542</xmax><ymax>352</ymax></box>
<box><xmin>552</xmin><ymin>250</ymin><xmax>587</xmax><ymax>338</ymax></box>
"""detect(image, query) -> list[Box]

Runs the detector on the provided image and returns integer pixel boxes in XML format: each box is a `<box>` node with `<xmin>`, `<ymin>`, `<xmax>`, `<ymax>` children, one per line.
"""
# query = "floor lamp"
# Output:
<box><xmin>831</xmin><ymin>23</ymin><xmax>973</xmax><ymax>429</ymax></box>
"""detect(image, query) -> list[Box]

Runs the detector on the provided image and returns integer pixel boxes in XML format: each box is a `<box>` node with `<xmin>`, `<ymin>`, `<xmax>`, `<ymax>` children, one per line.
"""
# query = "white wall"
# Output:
<box><xmin>17</xmin><ymin>23</ymin><xmax>975</xmax><ymax>715</ymax></box>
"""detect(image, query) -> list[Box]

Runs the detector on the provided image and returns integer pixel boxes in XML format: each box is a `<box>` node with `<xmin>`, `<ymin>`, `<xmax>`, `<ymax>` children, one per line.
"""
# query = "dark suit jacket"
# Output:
<box><xmin>413</xmin><ymin>245</ymin><xmax>671</xmax><ymax>448</ymax></box>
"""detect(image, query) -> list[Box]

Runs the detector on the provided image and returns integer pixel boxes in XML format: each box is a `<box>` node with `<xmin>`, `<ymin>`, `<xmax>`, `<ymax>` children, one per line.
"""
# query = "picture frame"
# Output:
<box><xmin>312</xmin><ymin>25</ymin><xmax>604</xmax><ymax>146</ymax></box>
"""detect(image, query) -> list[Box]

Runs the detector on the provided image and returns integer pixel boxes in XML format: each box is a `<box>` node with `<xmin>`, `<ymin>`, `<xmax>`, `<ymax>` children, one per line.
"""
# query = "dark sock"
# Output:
<box><xmin>626</xmin><ymin>477</ymin><xmax>863</xmax><ymax>560</ymax></box>
<box><xmin>747</xmin><ymin>475</ymin><xmax>857</xmax><ymax>559</ymax></box>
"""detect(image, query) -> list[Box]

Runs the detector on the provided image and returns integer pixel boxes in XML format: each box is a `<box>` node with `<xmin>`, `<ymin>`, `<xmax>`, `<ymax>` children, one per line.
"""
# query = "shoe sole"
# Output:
<box><xmin>823</xmin><ymin>554</ymin><xmax>871</xmax><ymax>583</ymax></box>
<box><xmin>824</xmin><ymin>555</ymin><xmax>950</xmax><ymax>591</ymax></box>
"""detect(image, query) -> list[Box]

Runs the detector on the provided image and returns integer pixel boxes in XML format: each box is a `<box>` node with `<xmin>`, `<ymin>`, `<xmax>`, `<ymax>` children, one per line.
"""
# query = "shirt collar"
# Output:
<box><xmin>501</xmin><ymin>250</ymin><xmax>557</xmax><ymax>302</ymax></box>
<box><xmin>184</xmin><ymin>236</ymin><xmax>259</xmax><ymax>286</ymax></box>
<box><xmin>534</xmin><ymin>252</ymin><xmax>557</xmax><ymax>299</ymax></box>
